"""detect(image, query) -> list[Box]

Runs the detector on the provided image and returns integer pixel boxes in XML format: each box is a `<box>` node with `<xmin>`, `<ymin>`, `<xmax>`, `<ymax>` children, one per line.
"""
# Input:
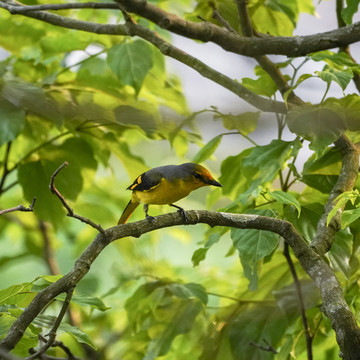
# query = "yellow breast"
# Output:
<box><xmin>132</xmin><ymin>178</ymin><xmax>197</xmax><ymax>205</ymax></box>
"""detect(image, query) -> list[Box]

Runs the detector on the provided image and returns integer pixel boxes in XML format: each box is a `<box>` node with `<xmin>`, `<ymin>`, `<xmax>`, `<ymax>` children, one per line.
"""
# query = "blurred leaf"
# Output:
<box><xmin>144</xmin><ymin>299</ymin><xmax>202</xmax><ymax>360</ymax></box>
<box><xmin>59</xmin><ymin>322</ymin><xmax>97</xmax><ymax>349</ymax></box>
<box><xmin>107</xmin><ymin>39</ymin><xmax>154</xmax><ymax>94</ymax></box>
<box><xmin>57</xmin><ymin>293</ymin><xmax>111</xmax><ymax>312</ymax></box>
<box><xmin>269</xmin><ymin>190</ymin><xmax>301</xmax><ymax>216</ymax></box>
<box><xmin>227</xmin><ymin>305</ymin><xmax>287</xmax><ymax>359</ymax></box>
<box><xmin>216</xmin><ymin>111</ymin><xmax>259</xmax><ymax>135</ymax></box>
<box><xmin>328</xmin><ymin>229</ymin><xmax>352</xmax><ymax>278</ymax></box>
<box><xmin>167</xmin><ymin>283</ymin><xmax>208</xmax><ymax>305</ymax></box>
<box><xmin>191</xmin><ymin>247</ymin><xmax>209</xmax><ymax>267</ymax></box>
<box><xmin>286</xmin><ymin>105</ymin><xmax>346</xmax><ymax>157</ymax></box>
<box><xmin>0</xmin><ymin>100</ymin><xmax>25</xmax><ymax>146</ymax></box>
<box><xmin>114</xmin><ymin>105</ymin><xmax>157</xmax><ymax>136</ymax></box>
<box><xmin>341</xmin><ymin>208</ymin><xmax>360</xmax><ymax>228</ymax></box>
<box><xmin>274</xmin><ymin>280</ymin><xmax>320</xmax><ymax>319</ymax></box>
<box><xmin>193</xmin><ymin>135</ymin><xmax>222</xmax><ymax>163</ymax></box>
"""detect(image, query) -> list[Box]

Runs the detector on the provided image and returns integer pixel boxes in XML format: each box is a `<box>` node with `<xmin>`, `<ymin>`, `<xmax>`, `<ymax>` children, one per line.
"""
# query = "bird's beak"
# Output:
<box><xmin>206</xmin><ymin>178</ymin><xmax>222</xmax><ymax>187</ymax></box>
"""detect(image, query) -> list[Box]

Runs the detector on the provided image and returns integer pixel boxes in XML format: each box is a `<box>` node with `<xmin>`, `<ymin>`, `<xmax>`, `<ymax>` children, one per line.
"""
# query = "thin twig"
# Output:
<box><xmin>0</xmin><ymin>198</ymin><xmax>36</xmax><ymax>216</ymax></box>
<box><xmin>25</xmin><ymin>287</ymin><xmax>75</xmax><ymax>360</ymax></box>
<box><xmin>250</xmin><ymin>339</ymin><xmax>278</xmax><ymax>354</ymax></box>
<box><xmin>49</xmin><ymin>162</ymin><xmax>104</xmax><ymax>233</ymax></box>
<box><xmin>284</xmin><ymin>243</ymin><xmax>313</xmax><ymax>360</ymax></box>
<box><xmin>212</xmin><ymin>9</ymin><xmax>238</xmax><ymax>34</ymax></box>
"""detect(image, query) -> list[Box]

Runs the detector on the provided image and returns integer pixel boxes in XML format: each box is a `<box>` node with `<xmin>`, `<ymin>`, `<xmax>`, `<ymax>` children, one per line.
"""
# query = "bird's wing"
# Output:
<box><xmin>127</xmin><ymin>169</ymin><xmax>164</xmax><ymax>192</ymax></box>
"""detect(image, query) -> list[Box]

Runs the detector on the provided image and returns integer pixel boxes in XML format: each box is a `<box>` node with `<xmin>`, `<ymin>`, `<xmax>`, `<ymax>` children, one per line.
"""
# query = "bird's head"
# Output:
<box><xmin>180</xmin><ymin>163</ymin><xmax>222</xmax><ymax>189</ymax></box>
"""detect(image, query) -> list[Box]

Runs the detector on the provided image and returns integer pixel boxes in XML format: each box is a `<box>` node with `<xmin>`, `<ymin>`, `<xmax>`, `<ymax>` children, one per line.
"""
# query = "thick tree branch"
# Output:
<box><xmin>0</xmin><ymin>0</ymin><xmax>286</xmax><ymax>113</ymax></box>
<box><xmin>311</xmin><ymin>135</ymin><xmax>360</xmax><ymax>255</ymax></box>
<box><xmin>1</xmin><ymin>0</ymin><xmax>360</xmax><ymax>58</ymax></box>
<box><xmin>116</xmin><ymin>0</ymin><xmax>360</xmax><ymax>57</ymax></box>
<box><xmin>1</xmin><ymin>210</ymin><xmax>359</xmax><ymax>359</ymax></box>
<box><xmin>235</xmin><ymin>0</ymin><xmax>304</xmax><ymax>105</ymax></box>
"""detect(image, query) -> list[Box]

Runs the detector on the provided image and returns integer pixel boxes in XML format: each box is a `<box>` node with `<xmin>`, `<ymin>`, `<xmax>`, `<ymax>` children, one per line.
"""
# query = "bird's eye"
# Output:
<box><xmin>193</xmin><ymin>173</ymin><xmax>202</xmax><ymax>180</ymax></box>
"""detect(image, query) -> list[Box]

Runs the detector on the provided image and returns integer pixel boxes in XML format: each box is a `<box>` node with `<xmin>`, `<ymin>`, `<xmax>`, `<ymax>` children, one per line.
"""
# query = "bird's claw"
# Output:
<box><xmin>146</xmin><ymin>214</ymin><xmax>156</xmax><ymax>224</ymax></box>
<box><xmin>177</xmin><ymin>208</ymin><xmax>189</xmax><ymax>224</ymax></box>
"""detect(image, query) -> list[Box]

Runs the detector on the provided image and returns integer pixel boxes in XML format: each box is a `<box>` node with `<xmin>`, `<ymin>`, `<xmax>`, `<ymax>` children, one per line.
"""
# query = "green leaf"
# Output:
<box><xmin>193</xmin><ymin>135</ymin><xmax>222</xmax><ymax>163</ymax></box>
<box><xmin>269</xmin><ymin>190</ymin><xmax>301</xmax><ymax>217</ymax></box>
<box><xmin>341</xmin><ymin>208</ymin><xmax>360</xmax><ymax>228</ymax></box>
<box><xmin>191</xmin><ymin>247</ymin><xmax>209</xmax><ymax>267</ymax></box>
<box><xmin>342</xmin><ymin>0</ymin><xmax>360</xmax><ymax>24</ymax></box>
<box><xmin>60</xmin><ymin>322</ymin><xmax>97</xmax><ymax>349</ymax></box>
<box><xmin>315</xmin><ymin>65</ymin><xmax>353</xmax><ymax>90</ymax></box>
<box><xmin>286</xmin><ymin>105</ymin><xmax>346</xmax><ymax>157</ymax></box>
<box><xmin>249</xmin><ymin>1</ymin><xmax>295</xmax><ymax>36</ymax></box>
<box><xmin>310</xmin><ymin>51</ymin><xmax>360</xmax><ymax>70</ymax></box>
<box><xmin>114</xmin><ymin>105</ymin><xmax>157</xmax><ymax>136</ymax></box>
<box><xmin>301</xmin><ymin>174</ymin><xmax>339</xmax><ymax>194</ymax></box>
<box><xmin>241</xmin><ymin>67</ymin><xmax>278</xmax><ymax>97</ymax></box>
<box><xmin>327</xmin><ymin>190</ymin><xmax>360</xmax><ymax>226</ymax></box>
<box><xmin>216</xmin><ymin>111</ymin><xmax>259</xmax><ymax>135</ymax></box>
<box><xmin>332</xmin><ymin>94</ymin><xmax>360</xmax><ymax>131</ymax></box>
<box><xmin>328</xmin><ymin>229</ymin><xmax>353</xmax><ymax>278</ymax></box>
<box><xmin>107</xmin><ymin>39</ymin><xmax>154</xmax><ymax>94</ymax></box>
<box><xmin>0</xmin><ymin>100</ymin><xmax>25</xmax><ymax>146</ymax></box>
<box><xmin>40</xmin><ymin>31</ymin><xmax>92</xmax><ymax>55</ymax></box>
<box><xmin>144</xmin><ymin>299</ymin><xmax>202</xmax><ymax>360</ymax></box>
<box><xmin>57</xmin><ymin>293</ymin><xmax>110</xmax><ymax>312</ymax></box>
<box><xmin>18</xmin><ymin>160</ymin><xmax>65</xmax><ymax>224</ymax></box>
<box><xmin>227</xmin><ymin>305</ymin><xmax>288</xmax><ymax>359</ymax></box>
<box><xmin>167</xmin><ymin>283</ymin><xmax>208</xmax><ymax>305</ymax></box>
<box><xmin>231</xmin><ymin>210</ymin><xmax>279</xmax><ymax>289</ymax></box>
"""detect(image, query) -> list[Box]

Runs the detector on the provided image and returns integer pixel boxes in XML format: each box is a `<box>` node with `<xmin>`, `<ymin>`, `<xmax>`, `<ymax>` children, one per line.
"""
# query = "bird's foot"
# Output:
<box><xmin>177</xmin><ymin>207</ymin><xmax>189</xmax><ymax>224</ymax></box>
<box><xmin>146</xmin><ymin>214</ymin><xmax>156</xmax><ymax>224</ymax></box>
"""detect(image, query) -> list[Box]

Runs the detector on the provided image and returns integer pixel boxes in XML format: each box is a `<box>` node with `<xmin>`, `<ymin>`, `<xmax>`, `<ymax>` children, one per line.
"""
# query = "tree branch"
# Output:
<box><xmin>116</xmin><ymin>0</ymin><xmax>360</xmax><ymax>57</ymax></box>
<box><xmin>1</xmin><ymin>210</ymin><xmax>359</xmax><ymax>358</ymax></box>
<box><xmin>0</xmin><ymin>198</ymin><xmax>36</xmax><ymax>216</ymax></box>
<box><xmin>311</xmin><ymin>135</ymin><xmax>360</xmax><ymax>255</ymax></box>
<box><xmin>0</xmin><ymin>0</ymin><xmax>286</xmax><ymax>113</ymax></box>
<box><xmin>49</xmin><ymin>162</ymin><xmax>104</xmax><ymax>233</ymax></box>
<box><xmin>1</xmin><ymin>0</ymin><xmax>360</xmax><ymax>58</ymax></box>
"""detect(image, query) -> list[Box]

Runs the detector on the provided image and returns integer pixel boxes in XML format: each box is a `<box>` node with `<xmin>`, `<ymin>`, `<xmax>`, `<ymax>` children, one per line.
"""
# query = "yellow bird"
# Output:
<box><xmin>118</xmin><ymin>163</ymin><xmax>222</xmax><ymax>224</ymax></box>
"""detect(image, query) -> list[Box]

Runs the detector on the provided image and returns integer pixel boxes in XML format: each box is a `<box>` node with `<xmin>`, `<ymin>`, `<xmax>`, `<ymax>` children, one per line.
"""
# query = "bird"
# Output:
<box><xmin>117</xmin><ymin>163</ymin><xmax>222</xmax><ymax>224</ymax></box>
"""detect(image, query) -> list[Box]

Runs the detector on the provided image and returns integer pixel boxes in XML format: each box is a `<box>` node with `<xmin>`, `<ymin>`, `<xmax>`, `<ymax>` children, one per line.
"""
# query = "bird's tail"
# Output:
<box><xmin>118</xmin><ymin>200</ymin><xmax>140</xmax><ymax>224</ymax></box>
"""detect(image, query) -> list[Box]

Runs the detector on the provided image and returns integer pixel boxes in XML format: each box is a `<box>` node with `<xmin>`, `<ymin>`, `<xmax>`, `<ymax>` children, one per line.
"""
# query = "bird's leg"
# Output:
<box><xmin>143</xmin><ymin>204</ymin><xmax>155</xmax><ymax>223</ymax></box>
<box><xmin>170</xmin><ymin>204</ymin><xmax>188</xmax><ymax>224</ymax></box>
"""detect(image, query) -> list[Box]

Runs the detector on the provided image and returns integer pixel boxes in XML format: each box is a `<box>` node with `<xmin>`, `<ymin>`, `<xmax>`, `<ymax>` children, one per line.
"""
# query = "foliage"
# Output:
<box><xmin>0</xmin><ymin>0</ymin><xmax>360</xmax><ymax>359</ymax></box>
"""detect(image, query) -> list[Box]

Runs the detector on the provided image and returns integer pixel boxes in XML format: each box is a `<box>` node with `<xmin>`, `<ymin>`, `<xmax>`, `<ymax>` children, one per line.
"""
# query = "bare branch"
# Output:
<box><xmin>1</xmin><ymin>210</ymin><xmax>359</xmax><ymax>358</ymax></box>
<box><xmin>0</xmin><ymin>198</ymin><xmax>36</xmax><ymax>216</ymax></box>
<box><xmin>49</xmin><ymin>162</ymin><xmax>104</xmax><ymax>233</ymax></box>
